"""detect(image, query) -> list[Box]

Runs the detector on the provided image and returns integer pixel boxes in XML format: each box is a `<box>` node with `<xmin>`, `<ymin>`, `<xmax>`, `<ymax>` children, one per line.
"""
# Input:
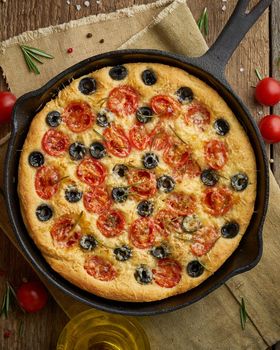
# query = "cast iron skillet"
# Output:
<box><xmin>4</xmin><ymin>0</ymin><xmax>271</xmax><ymax>316</ymax></box>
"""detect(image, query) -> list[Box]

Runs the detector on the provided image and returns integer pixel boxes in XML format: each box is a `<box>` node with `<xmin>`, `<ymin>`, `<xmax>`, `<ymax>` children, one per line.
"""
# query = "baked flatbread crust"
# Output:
<box><xmin>18</xmin><ymin>63</ymin><xmax>256</xmax><ymax>302</ymax></box>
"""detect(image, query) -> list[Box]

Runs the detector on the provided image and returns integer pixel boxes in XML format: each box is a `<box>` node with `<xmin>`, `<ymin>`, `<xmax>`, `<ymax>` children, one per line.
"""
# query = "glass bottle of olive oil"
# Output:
<box><xmin>57</xmin><ymin>309</ymin><xmax>150</xmax><ymax>350</ymax></box>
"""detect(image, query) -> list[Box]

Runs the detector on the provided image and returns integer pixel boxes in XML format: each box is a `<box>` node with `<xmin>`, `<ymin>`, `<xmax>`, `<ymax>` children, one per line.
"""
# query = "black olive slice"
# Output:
<box><xmin>221</xmin><ymin>221</ymin><xmax>240</xmax><ymax>238</ymax></box>
<box><xmin>111</xmin><ymin>187</ymin><xmax>129</xmax><ymax>203</ymax></box>
<box><xmin>141</xmin><ymin>69</ymin><xmax>157</xmax><ymax>86</ymax></box>
<box><xmin>36</xmin><ymin>204</ymin><xmax>53</xmax><ymax>222</ymax></box>
<box><xmin>65</xmin><ymin>186</ymin><xmax>83</xmax><ymax>203</ymax></box>
<box><xmin>186</xmin><ymin>260</ymin><xmax>204</xmax><ymax>278</ymax></box>
<box><xmin>136</xmin><ymin>106</ymin><xmax>153</xmax><ymax>124</ymax></box>
<box><xmin>69</xmin><ymin>142</ymin><xmax>86</xmax><ymax>160</ymax></box>
<box><xmin>157</xmin><ymin>175</ymin><xmax>175</xmax><ymax>193</ymax></box>
<box><xmin>182</xmin><ymin>215</ymin><xmax>202</xmax><ymax>233</ymax></box>
<box><xmin>78</xmin><ymin>77</ymin><xmax>96</xmax><ymax>95</ymax></box>
<box><xmin>200</xmin><ymin>169</ymin><xmax>219</xmax><ymax>186</ymax></box>
<box><xmin>109</xmin><ymin>65</ymin><xmax>128</xmax><ymax>80</ymax></box>
<box><xmin>113</xmin><ymin>164</ymin><xmax>129</xmax><ymax>177</ymax></box>
<box><xmin>176</xmin><ymin>87</ymin><xmax>194</xmax><ymax>103</ymax></box>
<box><xmin>134</xmin><ymin>265</ymin><xmax>153</xmax><ymax>284</ymax></box>
<box><xmin>114</xmin><ymin>245</ymin><xmax>132</xmax><ymax>261</ymax></box>
<box><xmin>214</xmin><ymin>118</ymin><xmax>230</xmax><ymax>136</ymax></box>
<box><xmin>150</xmin><ymin>245</ymin><xmax>170</xmax><ymax>259</ymax></box>
<box><xmin>96</xmin><ymin>111</ymin><xmax>109</xmax><ymax>127</ymax></box>
<box><xmin>89</xmin><ymin>142</ymin><xmax>106</xmax><ymax>159</ymax></box>
<box><xmin>231</xmin><ymin>173</ymin><xmax>248</xmax><ymax>191</ymax></box>
<box><xmin>142</xmin><ymin>152</ymin><xmax>159</xmax><ymax>169</ymax></box>
<box><xmin>28</xmin><ymin>151</ymin><xmax>44</xmax><ymax>168</ymax></box>
<box><xmin>46</xmin><ymin>111</ymin><xmax>61</xmax><ymax>127</ymax></box>
<box><xmin>79</xmin><ymin>235</ymin><xmax>98</xmax><ymax>251</ymax></box>
<box><xmin>137</xmin><ymin>200</ymin><xmax>154</xmax><ymax>217</ymax></box>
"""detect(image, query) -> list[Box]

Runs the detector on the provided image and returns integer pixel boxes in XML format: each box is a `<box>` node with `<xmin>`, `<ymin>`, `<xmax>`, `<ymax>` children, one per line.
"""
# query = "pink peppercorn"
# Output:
<box><xmin>67</xmin><ymin>48</ymin><xmax>73</xmax><ymax>54</ymax></box>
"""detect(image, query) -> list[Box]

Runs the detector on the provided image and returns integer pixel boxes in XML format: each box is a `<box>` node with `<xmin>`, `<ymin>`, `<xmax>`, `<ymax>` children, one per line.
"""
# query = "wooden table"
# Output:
<box><xmin>0</xmin><ymin>0</ymin><xmax>279</xmax><ymax>349</ymax></box>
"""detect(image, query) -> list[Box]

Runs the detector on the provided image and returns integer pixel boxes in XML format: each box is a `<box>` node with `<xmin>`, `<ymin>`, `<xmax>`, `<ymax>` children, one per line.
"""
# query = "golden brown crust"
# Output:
<box><xmin>18</xmin><ymin>63</ymin><xmax>256</xmax><ymax>302</ymax></box>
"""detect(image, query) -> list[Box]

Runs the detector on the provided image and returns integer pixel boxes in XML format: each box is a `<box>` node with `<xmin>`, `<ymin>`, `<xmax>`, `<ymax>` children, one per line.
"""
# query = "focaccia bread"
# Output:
<box><xmin>18</xmin><ymin>63</ymin><xmax>256</xmax><ymax>302</ymax></box>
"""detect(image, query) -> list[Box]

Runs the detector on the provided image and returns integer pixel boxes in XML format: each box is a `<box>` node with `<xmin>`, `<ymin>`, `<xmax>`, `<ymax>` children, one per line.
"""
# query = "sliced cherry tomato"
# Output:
<box><xmin>185</xmin><ymin>101</ymin><xmax>210</xmax><ymax>130</ymax></box>
<box><xmin>84</xmin><ymin>256</ymin><xmax>117</xmax><ymax>281</ymax></box>
<box><xmin>127</xmin><ymin>169</ymin><xmax>157</xmax><ymax>198</ymax></box>
<box><xmin>149</xmin><ymin>123</ymin><xmax>172</xmax><ymax>151</ymax></box>
<box><xmin>152</xmin><ymin>258</ymin><xmax>182</xmax><ymax>288</ymax></box>
<box><xmin>166</xmin><ymin>192</ymin><xmax>196</xmax><ymax>216</ymax></box>
<box><xmin>83</xmin><ymin>187</ymin><xmax>111</xmax><ymax>214</ymax></box>
<box><xmin>50</xmin><ymin>214</ymin><xmax>81</xmax><ymax>247</ymax></box>
<box><xmin>77</xmin><ymin>158</ymin><xmax>106</xmax><ymax>187</ymax></box>
<box><xmin>204</xmin><ymin>139</ymin><xmax>228</xmax><ymax>170</ymax></box>
<box><xmin>190</xmin><ymin>226</ymin><xmax>220</xmax><ymax>257</ymax></box>
<box><xmin>0</xmin><ymin>91</ymin><xmax>16</xmax><ymax>124</ymax></box>
<box><xmin>42</xmin><ymin>129</ymin><xmax>69</xmax><ymax>157</ymax></box>
<box><xmin>35</xmin><ymin>165</ymin><xmax>60</xmax><ymax>200</ymax></box>
<box><xmin>204</xmin><ymin>187</ymin><xmax>233</xmax><ymax>216</ymax></box>
<box><xmin>129</xmin><ymin>217</ymin><xmax>155</xmax><ymax>249</ymax></box>
<box><xmin>104</xmin><ymin>123</ymin><xmax>131</xmax><ymax>157</ymax></box>
<box><xmin>63</xmin><ymin>102</ymin><xmax>94</xmax><ymax>132</ymax></box>
<box><xmin>129</xmin><ymin>125</ymin><xmax>150</xmax><ymax>150</ymax></box>
<box><xmin>173</xmin><ymin>158</ymin><xmax>201</xmax><ymax>182</ymax></box>
<box><xmin>16</xmin><ymin>281</ymin><xmax>48</xmax><ymax>313</ymax></box>
<box><xmin>163</xmin><ymin>141</ymin><xmax>189</xmax><ymax>168</ymax></box>
<box><xmin>107</xmin><ymin>85</ymin><xmax>139</xmax><ymax>116</ymax></box>
<box><xmin>97</xmin><ymin>210</ymin><xmax>125</xmax><ymax>238</ymax></box>
<box><xmin>154</xmin><ymin>210</ymin><xmax>182</xmax><ymax>238</ymax></box>
<box><xmin>255</xmin><ymin>77</ymin><xmax>280</xmax><ymax>106</ymax></box>
<box><xmin>150</xmin><ymin>95</ymin><xmax>180</xmax><ymax>118</ymax></box>
<box><xmin>259</xmin><ymin>114</ymin><xmax>280</xmax><ymax>144</ymax></box>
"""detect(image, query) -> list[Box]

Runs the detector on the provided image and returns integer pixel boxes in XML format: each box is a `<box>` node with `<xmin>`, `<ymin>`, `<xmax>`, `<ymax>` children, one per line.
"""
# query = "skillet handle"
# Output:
<box><xmin>200</xmin><ymin>0</ymin><xmax>272</xmax><ymax>76</ymax></box>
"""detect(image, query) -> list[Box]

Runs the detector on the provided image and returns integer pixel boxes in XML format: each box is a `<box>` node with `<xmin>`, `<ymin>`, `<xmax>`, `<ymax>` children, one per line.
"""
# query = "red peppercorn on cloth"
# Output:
<box><xmin>0</xmin><ymin>0</ymin><xmax>279</xmax><ymax>349</ymax></box>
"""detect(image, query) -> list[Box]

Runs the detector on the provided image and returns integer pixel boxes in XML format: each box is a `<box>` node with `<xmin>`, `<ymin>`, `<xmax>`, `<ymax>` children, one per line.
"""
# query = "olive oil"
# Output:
<box><xmin>57</xmin><ymin>309</ymin><xmax>150</xmax><ymax>350</ymax></box>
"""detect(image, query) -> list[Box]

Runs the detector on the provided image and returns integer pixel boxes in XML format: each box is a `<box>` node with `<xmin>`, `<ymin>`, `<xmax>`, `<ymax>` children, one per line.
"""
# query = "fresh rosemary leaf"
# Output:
<box><xmin>240</xmin><ymin>297</ymin><xmax>247</xmax><ymax>330</ymax></box>
<box><xmin>255</xmin><ymin>68</ymin><xmax>263</xmax><ymax>81</ymax></box>
<box><xmin>204</xmin><ymin>8</ymin><xmax>209</xmax><ymax>35</ymax></box>
<box><xmin>21</xmin><ymin>45</ymin><xmax>54</xmax><ymax>59</ymax></box>
<box><xmin>18</xmin><ymin>319</ymin><xmax>24</xmax><ymax>337</ymax></box>
<box><xmin>197</xmin><ymin>8</ymin><xmax>208</xmax><ymax>36</ymax></box>
<box><xmin>5</xmin><ymin>284</ymin><xmax>10</xmax><ymax>318</ymax></box>
<box><xmin>0</xmin><ymin>282</ymin><xmax>11</xmax><ymax>319</ymax></box>
<box><xmin>24</xmin><ymin>50</ymin><xmax>44</xmax><ymax>64</ymax></box>
<box><xmin>21</xmin><ymin>48</ymin><xmax>40</xmax><ymax>75</ymax></box>
<box><xmin>197</xmin><ymin>16</ymin><xmax>203</xmax><ymax>31</ymax></box>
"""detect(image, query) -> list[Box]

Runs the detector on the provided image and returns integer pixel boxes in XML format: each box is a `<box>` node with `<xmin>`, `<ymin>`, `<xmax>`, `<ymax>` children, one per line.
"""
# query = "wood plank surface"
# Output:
<box><xmin>0</xmin><ymin>0</ymin><xmax>276</xmax><ymax>349</ymax></box>
<box><xmin>271</xmin><ymin>0</ymin><xmax>280</xmax><ymax>183</ymax></box>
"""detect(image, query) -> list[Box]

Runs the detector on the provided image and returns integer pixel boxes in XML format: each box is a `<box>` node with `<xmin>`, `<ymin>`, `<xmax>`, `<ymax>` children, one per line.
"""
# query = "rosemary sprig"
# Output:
<box><xmin>197</xmin><ymin>8</ymin><xmax>209</xmax><ymax>36</ymax></box>
<box><xmin>20</xmin><ymin>45</ymin><xmax>54</xmax><ymax>75</ymax></box>
<box><xmin>0</xmin><ymin>282</ymin><xmax>17</xmax><ymax>319</ymax></box>
<box><xmin>255</xmin><ymin>68</ymin><xmax>263</xmax><ymax>81</ymax></box>
<box><xmin>18</xmin><ymin>319</ymin><xmax>24</xmax><ymax>337</ymax></box>
<box><xmin>240</xmin><ymin>298</ymin><xmax>247</xmax><ymax>330</ymax></box>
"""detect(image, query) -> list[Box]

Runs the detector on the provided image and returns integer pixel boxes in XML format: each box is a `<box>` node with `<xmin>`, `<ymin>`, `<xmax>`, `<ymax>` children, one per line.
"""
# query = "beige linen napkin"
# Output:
<box><xmin>0</xmin><ymin>1</ymin><xmax>279</xmax><ymax>349</ymax></box>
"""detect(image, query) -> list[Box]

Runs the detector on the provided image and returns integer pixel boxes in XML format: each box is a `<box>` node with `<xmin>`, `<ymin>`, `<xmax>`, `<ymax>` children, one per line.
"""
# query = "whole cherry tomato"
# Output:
<box><xmin>255</xmin><ymin>77</ymin><xmax>280</xmax><ymax>106</ymax></box>
<box><xmin>259</xmin><ymin>115</ymin><xmax>280</xmax><ymax>144</ymax></box>
<box><xmin>0</xmin><ymin>91</ymin><xmax>17</xmax><ymax>124</ymax></box>
<box><xmin>16</xmin><ymin>281</ymin><xmax>48</xmax><ymax>313</ymax></box>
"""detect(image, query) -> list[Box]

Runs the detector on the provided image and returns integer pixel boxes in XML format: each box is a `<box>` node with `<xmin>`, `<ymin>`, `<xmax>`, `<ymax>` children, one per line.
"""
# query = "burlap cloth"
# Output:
<box><xmin>0</xmin><ymin>0</ymin><xmax>279</xmax><ymax>348</ymax></box>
